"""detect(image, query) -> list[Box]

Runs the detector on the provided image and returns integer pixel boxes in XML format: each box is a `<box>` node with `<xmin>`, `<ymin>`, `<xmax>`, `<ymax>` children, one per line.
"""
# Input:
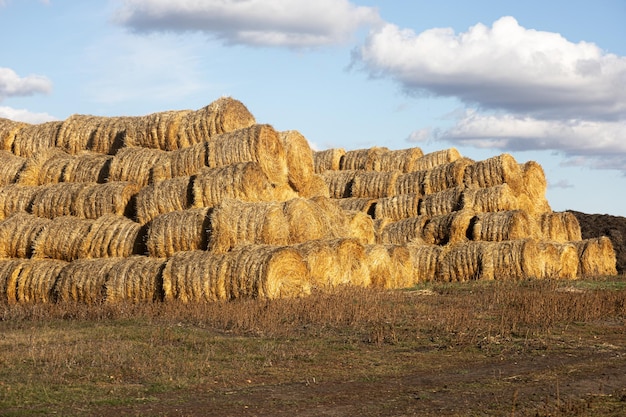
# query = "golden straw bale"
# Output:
<box><xmin>378</xmin><ymin>147</ymin><xmax>424</xmax><ymax>173</ymax></box>
<box><xmin>419</xmin><ymin>186</ymin><xmax>465</xmax><ymax>217</ymax></box>
<box><xmin>283</xmin><ymin>198</ymin><xmax>340</xmax><ymax>244</ymax></box>
<box><xmin>297</xmin><ymin>174</ymin><xmax>330</xmax><ymax>199</ymax></box>
<box><xmin>0</xmin><ymin>151</ymin><xmax>26</xmax><ymax>185</ymax></box>
<box><xmin>461</xmin><ymin>184</ymin><xmax>520</xmax><ymax>213</ymax></box>
<box><xmin>62</xmin><ymin>152</ymin><xmax>113</xmax><ymax>183</ymax></box>
<box><xmin>135</xmin><ymin>176</ymin><xmax>192</xmax><ymax>225</ymax></box>
<box><xmin>519</xmin><ymin>161</ymin><xmax>551</xmax><ymax>214</ymax></box>
<box><xmin>72</xmin><ymin>182</ymin><xmax>140</xmax><ymax>220</ymax></box>
<box><xmin>537</xmin><ymin>242</ymin><xmax>579</xmax><ymax>279</ymax></box>
<box><xmin>380</xmin><ymin>216</ymin><xmax>428</xmax><ymax>245</ymax></box>
<box><xmin>206</xmin><ymin>124</ymin><xmax>288</xmax><ymax>185</ymax></box>
<box><xmin>107</xmin><ymin>147</ymin><xmax>169</xmax><ymax>187</ymax></box>
<box><xmin>411</xmin><ymin>148</ymin><xmax>462</xmax><ymax>171</ymax></box>
<box><xmin>11</xmin><ymin>121</ymin><xmax>63</xmax><ymax>157</ymax></box>
<box><xmin>374</xmin><ymin>194</ymin><xmax>420</xmax><ymax>221</ymax></box>
<box><xmin>386</xmin><ymin>244</ymin><xmax>417</xmax><ymax>288</ymax></box>
<box><xmin>394</xmin><ymin>170</ymin><xmax>428</xmax><ymax>196</ymax></box>
<box><xmin>31</xmin><ymin>216</ymin><xmax>94</xmax><ymax>262</ymax></box>
<box><xmin>0</xmin><ymin>212</ymin><xmax>51</xmax><ymax>258</ymax></box>
<box><xmin>364</xmin><ymin>244</ymin><xmax>394</xmax><ymax>289</ymax></box>
<box><xmin>126</xmin><ymin>110</ymin><xmax>190</xmax><ymax>151</ymax></box>
<box><xmin>86</xmin><ymin>116</ymin><xmax>130</xmax><ymax>155</ymax></box>
<box><xmin>572</xmin><ymin>237</ymin><xmax>617</xmax><ymax>276</ymax></box>
<box><xmin>491</xmin><ymin>239</ymin><xmax>543</xmax><ymax>280</ymax></box>
<box><xmin>374</xmin><ymin>217</ymin><xmax>394</xmax><ymax>244</ymax></box>
<box><xmin>16</xmin><ymin>148</ymin><xmax>72</xmax><ymax>186</ymax></box>
<box><xmin>0</xmin><ymin>259</ymin><xmax>26</xmax><ymax>304</ymax></box>
<box><xmin>57</xmin><ymin>114</ymin><xmax>111</xmax><ymax>154</ymax></box>
<box><xmin>0</xmin><ymin>118</ymin><xmax>28</xmax><ymax>151</ymax></box>
<box><xmin>320</xmin><ymin>170</ymin><xmax>358</xmax><ymax>198</ymax></box>
<box><xmin>149</xmin><ymin>141</ymin><xmax>207</xmax><ymax>183</ymax></box>
<box><xmin>146</xmin><ymin>207</ymin><xmax>211</xmax><ymax>258</ymax></box>
<box><xmin>79</xmin><ymin>214</ymin><xmax>143</xmax><ymax>258</ymax></box>
<box><xmin>294</xmin><ymin>239</ymin><xmax>345</xmax><ymax>290</ymax></box>
<box><xmin>314</xmin><ymin>148</ymin><xmax>345</xmax><ymax>173</ymax></box>
<box><xmin>437</xmin><ymin>241</ymin><xmax>496</xmax><ymax>282</ymax></box>
<box><xmin>463</xmin><ymin>154</ymin><xmax>523</xmax><ymax>193</ymax></box>
<box><xmin>53</xmin><ymin>258</ymin><xmax>120</xmax><ymax>304</ymax></box>
<box><xmin>105</xmin><ymin>256</ymin><xmax>165</xmax><ymax>303</ymax></box>
<box><xmin>341</xmin><ymin>147</ymin><xmax>389</xmax><ymax>171</ymax></box>
<box><xmin>425</xmin><ymin>158</ymin><xmax>474</xmax><ymax>195</ymax></box>
<box><xmin>345</xmin><ymin>210</ymin><xmax>376</xmax><ymax>245</ymax></box>
<box><xmin>279</xmin><ymin>130</ymin><xmax>315</xmax><ymax>193</ymax></box>
<box><xmin>29</xmin><ymin>182</ymin><xmax>90</xmax><ymax>219</ymax></box>
<box><xmin>0</xmin><ymin>184</ymin><xmax>42</xmax><ymax>220</ymax></box>
<box><xmin>470</xmin><ymin>210</ymin><xmax>538</xmax><ymax>242</ymax></box>
<box><xmin>422</xmin><ymin>210</ymin><xmax>474</xmax><ymax>245</ymax></box>
<box><xmin>537</xmin><ymin>211</ymin><xmax>582</xmax><ymax>242</ymax></box>
<box><xmin>192</xmin><ymin>162</ymin><xmax>277</xmax><ymax>209</ymax></box>
<box><xmin>15</xmin><ymin>259</ymin><xmax>67</xmax><ymax>303</ymax></box>
<box><xmin>351</xmin><ymin>170</ymin><xmax>400</xmax><ymax>198</ymax></box>
<box><xmin>407</xmin><ymin>243</ymin><xmax>444</xmax><ymax>283</ymax></box>
<box><xmin>335</xmin><ymin>197</ymin><xmax>376</xmax><ymax>215</ymax></box>
<box><xmin>331</xmin><ymin>238</ymin><xmax>371</xmax><ymax>288</ymax></box>
<box><xmin>162</xmin><ymin>250</ymin><xmax>229</xmax><ymax>302</ymax></box>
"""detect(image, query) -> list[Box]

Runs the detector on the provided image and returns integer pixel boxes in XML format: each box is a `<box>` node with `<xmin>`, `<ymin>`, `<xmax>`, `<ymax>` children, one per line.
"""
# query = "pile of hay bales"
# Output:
<box><xmin>0</xmin><ymin>97</ymin><xmax>618</xmax><ymax>305</ymax></box>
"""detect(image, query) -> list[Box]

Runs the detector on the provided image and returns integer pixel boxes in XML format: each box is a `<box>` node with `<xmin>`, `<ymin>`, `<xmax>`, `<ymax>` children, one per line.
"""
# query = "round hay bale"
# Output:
<box><xmin>191</xmin><ymin>162</ymin><xmax>277</xmax><ymax>209</ymax></box>
<box><xmin>79</xmin><ymin>214</ymin><xmax>143</xmax><ymax>258</ymax></box>
<box><xmin>341</xmin><ymin>147</ymin><xmax>389</xmax><ymax>171</ymax></box>
<box><xmin>537</xmin><ymin>211</ymin><xmax>582</xmax><ymax>242</ymax></box>
<box><xmin>374</xmin><ymin>194</ymin><xmax>420</xmax><ymax>221</ymax></box>
<box><xmin>294</xmin><ymin>239</ymin><xmax>344</xmax><ymax>290</ymax></box>
<box><xmin>537</xmin><ymin>242</ymin><xmax>579</xmax><ymax>279</ymax></box>
<box><xmin>520</xmin><ymin>161</ymin><xmax>551</xmax><ymax>214</ymax></box>
<box><xmin>148</xmin><ymin>141</ymin><xmax>207</xmax><ymax>183</ymax></box>
<box><xmin>333</xmin><ymin>238</ymin><xmax>371</xmax><ymax>288</ymax></box>
<box><xmin>72</xmin><ymin>182</ymin><xmax>140</xmax><ymax>220</ymax></box>
<box><xmin>345</xmin><ymin>210</ymin><xmax>376</xmax><ymax>245</ymax></box>
<box><xmin>374</xmin><ymin>217</ymin><xmax>394</xmax><ymax>244</ymax></box>
<box><xmin>572</xmin><ymin>237</ymin><xmax>618</xmax><ymax>276</ymax></box>
<box><xmin>162</xmin><ymin>250</ymin><xmax>229</xmax><ymax>303</ymax></box>
<box><xmin>394</xmin><ymin>170</ymin><xmax>428</xmax><ymax>196</ymax></box>
<box><xmin>461</xmin><ymin>184</ymin><xmax>520</xmax><ymax>213</ymax></box>
<box><xmin>107</xmin><ymin>147</ymin><xmax>169</xmax><ymax>187</ymax></box>
<box><xmin>0</xmin><ymin>118</ymin><xmax>28</xmax><ymax>151</ymax></box>
<box><xmin>313</xmin><ymin>148</ymin><xmax>345</xmax><ymax>173</ymax></box>
<box><xmin>437</xmin><ymin>241</ymin><xmax>495</xmax><ymax>282</ymax></box>
<box><xmin>279</xmin><ymin>130</ymin><xmax>315</xmax><ymax>193</ymax></box>
<box><xmin>31</xmin><ymin>216</ymin><xmax>94</xmax><ymax>262</ymax></box>
<box><xmin>85</xmin><ymin>116</ymin><xmax>129</xmax><ymax>155</ymax></box>
<box><xmin>135</xmin><ymin>175</ymin><xmax>193</xmax><ymax>224</ymax></box>
<box><xmin>470</xmin><ymin>210</ymin><xmax>538</xmax><ymax>242</ymax></box>
<box><xmin>378</xmin><ymin>147</ymin><xmax>425</xmax><ymax>173</ymax></box>
<box><xmin>491</xmin><ymin>239</ymin><xmax>543</xmax><ymax>280</ymax></box>
<box><xmin>57</xmin><ymin>114</ymin><xmax>110</xmax><ymax>154</ymax></box>
<box><xmin>283</xmin><ymin>198</ymin><xmax>340</xmax><ymax>244</ymax></box>
<box><xmin>320</xmin><ymin>170</ymin><xmax>358</xmax><ymax>199</ymax></box>
<box><xmin>419</xmin><ymin>186</ymin><xmax>465</xmax><ymax>217</ymax></box>
<box><xmin>364</xmin><ymin>244</ymin><xmax>394</xmax><ymax>289</ymax></box>
<box><xmin>407</xmin><ymin>243</ymin><xmax>444</xmax><ymax>283</ymax></box>
<box><xmin>351</xmin><ymin>170</ymin><xmax>400</xmax><ymax>198</ymax></box>
<box><xmin>0</xmin><ymin>259</ymin><xmax>26</xmax><ymax>304</ymax></box>
<box><xmin>296</xmin><ymin>174</ymin><xmax>330</xmax><ymax>199</ymax></box>
<box><xmin>146</xmin><ymin>207</ymin><xmax>211</xmax><ymax>258</ymax></box>
<box><xmin>333</xmin><ymin>197</ymin><xmax>376</xmax><ymax>214</ymax></box>
<box><xmin>29</xmin><ymin>182</ymin><xmax>91</xmax><ymax>219</ymax></box>
<box><xmin>15</xmin><ymin>259</ymin><xmax>67</xmax><ymax>303</ymax></box>
<box><xmin>0</xmin><ymin>212</ymin><xmax>51</xmax><ymax>258</ymax></box>
<box><xmin>463</xmin><ymin>154</ymin><xmax>523</xmax><ymax>194</ymax></box>
<box><xmin>411</xmin><ymin>148</ymin><xmax>462</xmax><ymax>171</ymax></box>
<box><xmin>62</xmin><ymin>152</ymin><xmax>113</xmax><ymax>183</ymax></box>
<box><xmin>386</xmin><ymin>244</ymin><xmax>417</xmax><ymax>288</ymax></box>
<box><xmin>105</xmin><ymin>256</ymin><xmax>165</xmax><ymax>303</ymax></box>
<box><xmin>16</xmin><ymin>148</ymin><xmax>72</xmax><ymax>186</ymax></box>
<box><xmin>206</xmin><ymin>124</ymin><xmax>288</xmax><ymax>185</ymax></box>
<box><xmin>53</xmin><ymin>257</ymin><xmax>120</xmax><ymax>304</ymax></box>
<box><xmin>0</xmin><ymin>150</ymin><xmax>26</xmax><ymax>185</ymax></box>
<box><xmin>380</xmin><ymin>216</ymin><xmax>428</xmax><ymax>245</ymax></box>
<box><xmin>124</xmin><ymin>110</ymin><xmax>189</xmax><ymax>151</ymax></box>
<box><xmin>425</xmin><ymin>158</ymin><xmax>474</xmax><ymax>195</ymax></box>
<box><xmin>0</xmin><ymin>184</ymin><xmax>42</xmax><ymax>220</ymax></box>
<box><xmin>422</xmin><ymin>210</ymin><xmax>475</xmax><ymax>245</ymax></box>
<box><xmin>11</xmin><ymin>121</ymin><xmax>63</xmax><ymax>157</ymax></box>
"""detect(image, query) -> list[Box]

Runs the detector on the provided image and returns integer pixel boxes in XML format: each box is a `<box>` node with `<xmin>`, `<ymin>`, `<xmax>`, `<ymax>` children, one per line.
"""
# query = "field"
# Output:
<box><xmin>1</xmin><ymin>276</ymin><xmax>625</xmax><ymax>417</ymax></box>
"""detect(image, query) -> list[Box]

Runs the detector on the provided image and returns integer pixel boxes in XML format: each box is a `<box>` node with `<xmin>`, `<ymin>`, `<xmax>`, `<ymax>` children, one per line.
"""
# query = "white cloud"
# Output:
<box><xmin>0</xmin><ymin>106</ymin><xmax>57</xmax><ymax>123</ymax></box>
<box><xmin>113</xmin><ymin>0</ymin><xmax>381</xmax><ymax>48</ymax></box>
<box><xmin>355</xmin><ymin>16</ymin><xmax>626</xmax><ymax>121</ymax></box>
<box><xmin>0</xmin><ymin>67</ymin><xmax>52</xmax><ymax>101</ymax></box>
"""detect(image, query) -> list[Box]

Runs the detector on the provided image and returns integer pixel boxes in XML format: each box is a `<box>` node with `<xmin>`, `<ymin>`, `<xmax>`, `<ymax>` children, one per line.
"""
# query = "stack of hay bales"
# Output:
<box><xmin>0</xmin><ymin>97</ymin><xmax>618</xmax><ymax>305</ymax></box>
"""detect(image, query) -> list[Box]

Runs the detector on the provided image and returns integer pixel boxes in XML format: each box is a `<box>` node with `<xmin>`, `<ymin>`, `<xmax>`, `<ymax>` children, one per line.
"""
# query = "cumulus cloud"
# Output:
<box><xmin>0</xmin><ymin>106</ymin><xmax>57</xmax><ymax>123</ymax></box>
<box><xmin>355</xmin><ymin>16</ymin><xmax>626</xmax><ymax>121</ymax></box>
<box><xmin>113</xmin><ymin>0</ymin><xmax>381</xmax><ymax>48</ymax></box>
<box><xmin>0</xmin><ymin>67</ymin><xmax>52</xmax><ymax>101</ymax></box>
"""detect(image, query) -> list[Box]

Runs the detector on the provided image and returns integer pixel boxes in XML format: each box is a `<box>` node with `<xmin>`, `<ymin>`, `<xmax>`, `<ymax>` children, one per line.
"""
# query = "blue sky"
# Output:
<box><xmin>1</xmin><ymin>0</ymin><xmax>625</xmax><ymax>215</ymax></box>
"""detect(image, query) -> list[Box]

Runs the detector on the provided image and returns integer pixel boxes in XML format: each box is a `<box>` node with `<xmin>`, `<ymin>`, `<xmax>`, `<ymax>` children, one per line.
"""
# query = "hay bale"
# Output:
<box><xmin>296</xmin><ymin>174</ymin><xmax>330</xmax><ymax>199</ymax></box>
<box><xmin>437</xmin><ymin>241</ymin><xmax>495</xmax><ymax>282</ymax></box>
<box><xmin>53</xmin><ymin>257</ymin><xmax>120</xmax><ymax>303</ymax></box>
<box><xmin>162</xmin><ymin>250</ymin><xmax>229</xmax><ymax>302</ymax></box>
<box><xmin>79</xmin><ymin>214</ymin><xmax>143</xmax><ymax>258</ymax></box>
<box><xmin>0</xmin><ymin>259</ymin><xmax>26</xmax><ymax>304</ymax></box>
<box><xmin>146</xmin><ymin>207</ymin><xmax>211</xmax><ymax>258</ymax></box>
<box><xmin>11</xmin><ymin>121</ymin><xmax>63</xmax><ymax>157</ymax></box>
<box><xmin>374</xmin><ymin>194</ymin><xmax>420</xmax><ymax>221</ymax></box>
<box><xmin>0</xmin><ymin>151</ymin><xmax>26</xmax><ymax>185</ymax></box>
<box><xmin>411</xmin><ymin>148</ymin><xmax>462</xmax><ymax>171</ymax></box>
<box><xmin>537</xmin><ymin>242</ymin><xmax>579</xmax><ymax>279</ymax></box>
<box><xmin>378</xmin><ymin>147</ymin><xmax>424</xmax><ymax>173</ymax></box>
<box><xmin>0</xmin><ymin>184</ymin><xmax>42</xmax><ymax>220</ymax></box>
<box><xmin>206</xmin><ymin>124</ymin><xmax>288</xmax><ymax>185</ymax></box>
<box><xmin>71</xmin><ymin>182</ymin><xmax>140</xmax><ymax>220</ymax></box>
<box><xmin>191</xmin><ymin>162</ymin><xmax>277</xmax><ymax>209</ymax></box>
<box><xmin>31</xmin><ymin>216</ymin><xmax>94</xmax><ymax>262</ymax></box>
<box><xmin>461</xmin><ymin>184</ymin><xmax>520</xmax><ymax>213</ymax></box>
<box><xmin>364</xmin><ymin>244</ymin><xmax>394</xmax><ymax>289</ymax></box>
<box><xmin>107</xmin><ymin>147</ymin><xmax>169</xmax><ymax>187</ymax></box>
<box><xmin>419</xmin><ymin>186</ymin><xmax>465</xmax><ymax>217</ymax></box>
<box><xmin>537</xmin><ymin>211</ymin><xmax>582</xmax><ymax>242</ymax></box>
<box><xmin>295</xmin><ymin>239</ymin><xmax>344</xmax><ymax>289</ymax></box>
<box><xmin>425</xmin><ymin>158</ymin><xmax>474</xmax><ymax>195</ymax></box>
<box><xmin>386</xmin><ymin>244</ymin><xmax>418</xmax><ymax>288</ymax></box>
<box><xmin>335</xmin><ymin>197</ymin><xmax>377</xmax><ymax>214</ymax></box>
<box><xmin>15</xmin><ymin>259</ymin><xmax>67</xmax><ymax>303</ymax></box>
<box><xmin>374</xmin><ymin>217</ymin><xmax>394</xmax><ymax>244</ymax></box>
<box><xmin>124</xmin><ymin>110</ymin><xmax>190</xmax><ymax>151</ymax></box>
<box><xmin>520</xmin><ymin>161</ymin><xmax>551</xmax><ymax>214</ymax></box>
<box><xmin>56</xmin><ymin>114</ymin><xmax>116</xmax><ymax>154</ymax></box>
<box><xmin>463</xmin><ymin>154</ymin><xmax>523</xmax><ymax>194</ymax></box>
<box><xmin>0</xmin><ymin>118</ymin><xmax>28</xmax><ymax>151</ymax></box>
<box><xmin>0</xmin><ymin>212</ymin><xmax>51</xmax><ymax>258</ymax></box>
<box><xmin>380</xmin><ymin>216</ymin><xmax>428</xmax><ymax>245</ymax></box>
<box><xmin>407</xmin><ymin>243</ymin><xmax>443</xmax><ymax>283</ymax></box>
<box><xmin>572</xmin><ymin>237</ymin><xmax>618</xmax><ymax>276</ymax></box>
<box><xmin>394</xmin><ymin>170</ymin><xmax>428</xmax><ymax>196</ymax></box>
<box><xmin>314</xmin><ymin>148</ymin><xmax>345</xmax><ymax>172</ymax></box>
<box><xmin>62</xmin><ymin>152</ymin><xmax>112</xmax><ymax>183</ymax></box>
<box><xmin>320</xmin><ymin>170</ymin><xmax>358</xmax><ymax>198</ymax></box>
<box><xmin>135</xmin><ymin>176</ymin><xmax>192</xmax><ymax>224</ymax></box>
<box><xmin>341</xmin><ymin>147</ymin><xmax>389</xmax><ymax>171</ymax></box>
<box><xmin>491</xmin><ymin>239</ymin><xmax>543</xmax><ymax>280</ymax></box>
<box><xmin>422</xmin><ymin>210</ymin><xmax>474</xmax><ymax>245</ymax></box>
<box><xmin>351</xmin><ymin>170</ymin><xmax>400</xmax><ymax>198</ymax></box>
<box><xmin>345</xmin><ymin>210</ymin><xmax>376</xmax><ymax>245</ymax></box>
<box><xmin>29</xmin><ymin>182</ymin><xmax>91</xmax><ymax>219</ymax></box>
<box><xmin>16</xmin><ymin>148</ymin><xmax>72</xmax><ymax>186</ymax></box>
<box><xmin>283</xmin><ymin>198</ymin><xmax>344</xmax><ymax>244</ymax></box>
<box><xmin>148</xmin><ymin>141</ymin><xmax>207</xmax><ymax>183</ymax></box>
<box><xmin>279</xmin><ymin>130</ymin><xmax>315</xmax><ymax>193</ymax></box>
<box><xmin>470</xmin><ymin>210</ymin><xmax>538</xmax><ymax>242</ymax></box>
<box><xmin>105</xmin><ymin>256</ymin><xmax>165</xmax><ymax>303</ymax></box>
